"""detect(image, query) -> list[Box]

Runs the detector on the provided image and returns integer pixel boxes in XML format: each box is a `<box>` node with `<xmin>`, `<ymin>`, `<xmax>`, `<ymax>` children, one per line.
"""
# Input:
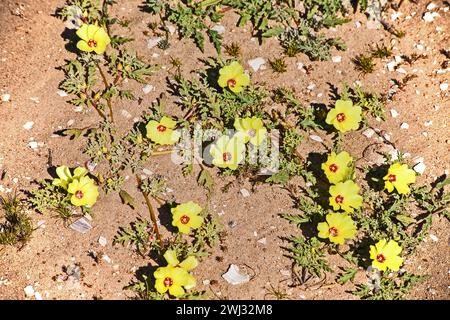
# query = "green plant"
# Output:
<box><xmin>352</xmin><ymin>54</ymin><xmax>375</xmax><ymax>74</ymax></box>
<box><xmin>269</xmin><ymin>58</ymin><xmax>287</xmax><ymax>73</ymax></box>
<box><xmin>0</xmin><ymin>195</ymin><xmax>33</xmax><ymax>247</ymax></box>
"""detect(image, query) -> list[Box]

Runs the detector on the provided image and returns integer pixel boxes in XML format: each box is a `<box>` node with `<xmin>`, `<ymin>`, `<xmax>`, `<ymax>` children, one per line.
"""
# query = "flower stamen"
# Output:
<box><xmin>388</xmin><ymin>174</ymin><xmax>396</xmax><ymax>182</ymax></box>
<box><xmin>329</xmin><ymin>164</ymin><xmax>338</xmax><ymax>173</ymax></box>
<box><xmin>336</xmin><ymin>113</ymin><xmax>346</xmax><ymax>122</ymax></box>
<box><xmin>163</xmin><ymin>277</ymin><xmax>173</xmax><ymax>287</ymax></box>
<box><xmin>376</xmin><ymin>254</ymin><xmax>386</xmax><ymax>263</ymax></box>
<box><xmin>87</xmin><ymin>39</ymin><xmax>97</xmax><ymax>48</ymax></box>
<box><xmin>157</xmin><ymin>125</ymin><xmax>167</xmax><ymax>132</ymax></box>
<box><xmin>335</xmin><ymin>195</ymin><xmax>344</xmax><ymax>204</ymax></box>
<box><xmin>75</xmin><ymin>190</ymin><xmax>84</xmax><ymax>199</ymax></box>
<box><xmin>227</xmin><ymin>79</ymin><xmax>237</xmax><ymax>88</ymax></box>
<box><xmin>222</xmin><ymin>152</ymin><xmax>232</xmax><ymax>162</ymax></box>
<box><xmin>180</xmin><ymin>215</ymin><xmax>190</xmax><ymax>225</ymax></box>
<box><xmin>328</xmin><ymin>226</ymin><xmax>338</xmax><ymax>237</ymax></box>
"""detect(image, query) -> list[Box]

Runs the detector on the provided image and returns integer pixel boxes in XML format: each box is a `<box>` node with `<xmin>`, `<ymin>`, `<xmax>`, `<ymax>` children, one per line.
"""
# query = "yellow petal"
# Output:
<box><xmin>164</xmin><ymin>250</ymin><xmax>180</xmax><ymax>267</ymax></box>
<box><xmin>179</xmin><ymin>256</ymin><xmax>198</xmax><ymax>271</ymax></box>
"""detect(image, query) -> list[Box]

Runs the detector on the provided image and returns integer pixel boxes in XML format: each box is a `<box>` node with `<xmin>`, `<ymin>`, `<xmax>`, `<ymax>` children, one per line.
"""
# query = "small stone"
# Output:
<box><xmin>309</xmin><ymin>135</ymin><xmax>323</xmax><ymax>142</ymax></box>
<box><xmin>57</xmin><ymin>90</ymin><xmax>68</xmax><ymax>97</ymax></box>
<box><xmin>247</xmin><ymin>57</ymin><xmax>266</xmax><ymax>72</ymax></box>
<box><xmin>23</xmin><ymin>121</ymin><xmax>34</xmax><ymax>130</ymax></box>
<box><xmin>74</xmin><ymin>106</ymin><xmax>83</xmax><ymax>112</ymax></box>
<box><xmin>423</xmin><ymin>11</ymin><xmax>440</xmax><ymax>22</ymax></box>
<box><xmin>355</xmin><ymin>21</ymin><xmax>361</xmax><ymax>28</ymax></box>
<box><xmin>121</xmin><ymin>109</ymin><xmax>132</xmax><ymax>119</ymax></box>
<box><xmin>362</xmin><ymin>128</ymin><xmax>375</xmax><ymax>138</ymax></box>
<box><xmin>332</xmin><ymin>56</ymin><xmax>342</xmax><ymax>63</ymax></box>
<box><xmin>396</xmin><ymin>67</ymin><xmax>407</xmax><ymax>74</ymax></box>
<box><xmin>67</xmin><ymin>119</ymin><xmax>75</xmax><ymax>126</ymax></box>
<box><xmin>24</xmin><ymin>285</ymin><xmax>34</xmax><ymax>297</ymax></box>
<box><xmin>222</xmin><ymin>264</ymin><xmax>250</xmax><ymax>285</ymax></box>
<box><xmin>142</xmin><ymin>84</ymin><xmax>154</xmax><ymax>94</ymax></box>
<box><xmin>386</xmin><ymin>61</ymin><xmax>397</xmax><ymax>71</ymax></box>
<box><xmin>424</xmin><ymin>120</ymin><xmax>433</xmax><ymax>127</ymax></box>
<box><xmin>240</xmin><ymin>188</ymin><xmax>250</xmax><ymax>198</ymax></box>
<box><xmin>98</xmin><ymin>236</ymin><xmax>107</xmax><ymax>247</ymax></box>
<box><xmin>439</xmin><ymin>82</ymin><xmax>448</xmax><ymax>91</ymax></box>
<box><xmin>102</xmin><ymin>255</ymin><xmax>112</xmax><ymax>264</ymax></box>
<box><xmin>202</xmin><ymin>279</ymin><xmax>210</xmax><ymax>286</ymax></box>
<box><xmin>1</xmin><ymin>93</ymin><xmax>11</xmax><ymax>102</ymax></box>
<box><xmin>413</xmin><ymin>162</ymin><xmax>426</xmax><ymax>175</ymax></box>
<box><xmin>29</xmin><ymin>141</ymin><xmax>38</xmax><ymax>150</ymax></box>
<box><xmin>429</xmin><ymin>234</ymin><xmax>438</xmax><ymax>242</ymax></box>
<box><xmin>390</xmin><ymin>109</ymin><xmax>399</xmax><ymax>118</ymax></box>
<box><xmin>211</xmin><ymin>25</ymin><xmax>225</xmax><ymax>34</ymax></box>
<box><xmin>69</xmin><ymin>218</ymin><xmax>92</xmax><ymax>234</ymax></box>
<box><xmin>257</xmin><ymin>237</ymin><xmax>267</xmax><ymax>245</ymax></box>
<box><xmin>147</xmin><ymin>37</ymin><xmax>162</xmax><ymax>49</ymax></box>
<box><xmin>400</xmin><ymin>123</ymin><xmax>409</xmax><ymax>129</ymax></box>
<box><xmin>34</xmin><ymin>292</ymin><xmax>43</xmax><ymax>300</ymax></box>
<box><xmin>167</xmin><ymin>25</ymin><xmax>176</xmax><ymax>35</ymax></box>
<box><xmin>426</xmin><ymin>3</ymin><xmax>437</xmax><ymax>10</ymax></box>
<box><xmin>307</xmin><ymin>83</ymin><xmax>316</xmax><ymax>91</ymax></box>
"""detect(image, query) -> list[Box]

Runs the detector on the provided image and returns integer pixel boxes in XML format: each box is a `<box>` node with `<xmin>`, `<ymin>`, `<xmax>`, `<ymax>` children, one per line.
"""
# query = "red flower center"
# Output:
<box><xmin>163</xmin><ymin>277</ymin><xmax>173</xmax><ymax>287</ymax></box>
<box><xmin>376</xmin><ymin>254</ymin><xmax>386</xmax><ymax>263</ymax></box>
<box><xmin>75</xmin><ymin>190</ymin><xmax>84</xmax><ymax>199</ymax></box>
<box><xmin>87</xmin><ymin>39</ymin><xmax>97</xmax><ymax>48</ymax></box>
<box><xmin>329</xmin><ymin>164</ymin><xmax>338</xmax><ymax>173</ymax></box>
<box><xmin>157</xmin><ymin>124</ymin><xmax>167</xmax><ymax>132</ymax></box>
<box><xmin>328</xmin><ymin>226</ymin><xmax>338</xmax><ymax>237</ymax></box>
<box><xmin>222</xmin><ymin>152</ymin><xmax>232</xmax><ymax>162</ymax></box>
<box><xmin>388</xmin><ymin>174</ymin><xmax>396</xmax><ymax>182</ymax></box>
<box><xmin>336</xmin><ymin>113</ymin><xmax>346</xmax><ymax>122</ymax></box>
<box><xmin>180</xmin><ymin>215</ymin><xmax>190</xmax><ymax>225</ymax></box>
<box><xmin>335</xmin><ymin>195</ymin><xmax>344</xmax><ymax>204</ymax></box>
<box><xmin>227</xmin><ymin>79</ymin><xmax>237</xmax><ymax>88</ymax></box>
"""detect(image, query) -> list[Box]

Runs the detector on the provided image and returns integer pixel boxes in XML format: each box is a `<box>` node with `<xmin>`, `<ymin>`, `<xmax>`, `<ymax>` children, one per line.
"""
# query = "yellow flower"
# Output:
<box><xmin>234</xmin><ymin>117</ymin><xmax>267</xmax><ymax>146</ymax></box>
<box><xmin>163</xmin><ymin>250</ymin><xmax>199</xmax><ymax>271</ymax></box>
<box><xmin>329</xmin><ymin>180</ymin><xmax>363</xmax><ymax>213</ymax></box>
<box><xmin>321</xmin><ymin>151</ymin><xmax>353</xmax><ymax>184</ymax></box>
<box><xmin>154</xmin><ymin>266</ymin><xmax>196</xmax><ymax>297</ymax></box>
<box><xmin>210</xmin><ymin>135</ymin><xmax>245</xmax><ymax>170</ymax></box>
<box><xmin>52</xmin><ymin>166</ymin><xmax>88</xmax><ymax>190</ymax></box>
<box><xmin>383</xmin><ymin>162</ymin><xmax>416</xmax><ymax>195</ymax></box>
<box><xmin>76</xmin><ymin>24</ymin><xmax>110</xmax><ymax>54</ymax></box>
<box><xmin>317</xmin><ymin>212</ymin><xmax>357</xmax><ymax>245</ymax></box>
<box><xmin>67</xmin><ymin>176</ymin><xmax>99</xmax><ymax>207</ymax></box>
<box><xmin>218</xmin><ymin>61</ymin><xmax>250</xmax><ymax>93</ymax></box>
<box><xmin>325</xmin><ymin>100</ymin><xmax>362</xmax><ymax>132</ymax></box>
<box><xmin>145</xmin><ymin>116</ymin><xmax>181</xmax><ymax>145</ymax></box>
<box><xmin>369</xmin><ymin>239</ymin><xmax>403</xmax><ymax>272</ymax></box>
<box><xmin>171</xmin><ymin>201</ymin><xmax>204</xmax><ymax>234</ymax></box>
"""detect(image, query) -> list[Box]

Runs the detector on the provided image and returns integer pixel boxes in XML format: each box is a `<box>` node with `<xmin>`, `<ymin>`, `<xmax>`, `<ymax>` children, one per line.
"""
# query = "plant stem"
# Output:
<box><xmin>136</xmin><ymin>175</ymin><xmax>163</xmax><ymax>248</ymax></box>
<box><xmin>151</xmin><ymin>149</ymin><xmax>174</xmax><ymax>156</ymax></box>
<box><xmin>85</xmin><ymin>90</ymin><xmax>106</xmax><ymax>120</ymax></box>
<box><xmin>96</xmin><ymin>62</ymin><xmax>114</xmax><ymax>123</ymax></box>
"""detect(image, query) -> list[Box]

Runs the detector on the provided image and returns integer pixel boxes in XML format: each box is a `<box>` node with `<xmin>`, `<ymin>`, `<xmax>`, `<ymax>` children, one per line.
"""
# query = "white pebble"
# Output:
<box><xmin>142</xmin><ymin>84</ymin><xmax>154</xmax><ymax>94</ymax></box>
<box><xmin>34</xmin><ymin>292</ymin><xmax>43</xmax><ymax>300</ymax></box>
<box><xmin>67</xmin><ymin>119</ymin><xmax>75</xmax><ymax>126</ymax></box>
<box><xmin>413</xmin><ymin>162</ymin><xmax>426</xmax><ymax>175</ymax></box>
<box><xmin>247</xmin><ymin>57</ymin><xmax>266</xmax><ymax>72</ymax></box>
<box><xmin>23</xmin><ymin>121</ymin><xmax>34</xmax><ymax>130</ymax></box>
<box><xmin>24</xmin><ymin>285</ymin><xmax>35</xmax><ymax>297</ymax></box>
<box><xmin>309</xmin><ymin>135</ymin><xmax>323</xmax><ymax>142</ymax></box>
<box><xmin>147</xmin><ymin>37</ymin><xmax>162</xmax><ymax>49</ymax></box>
<box><xmin>56</xmin><ymin>90</ymin><xmax>68</xmax><ymax>97</ymax></box>
<box><xmin>29</xmin><ymin>141</ymin><xmax>38</xmax><ymax>150</ymax></box>
<box><xmin>362</xmin><ymin>128</ymin><xmax>375</xmax><ymax>138</ymax></box>
<box><xmin>426</xmin><ymin>3</ymin><xmax>437</xmax><ymax>10</ymax></box>
<box><xmin>1</xmin><ymin>93</ymin><xmax>11</xmax><ymax>102</ymax></box>
<box><xmin>240</xmin><ymin>188</ymin><xmax>250</xmax><ymax>198</ymax></box>
<box><xmin>423</xmin><ymin>11</ymin><xmax>440</xmax><ymax>22</ymax></box>
<box><xmin>439</xmin><ymin>82</ymin><xmax>448</xmax><ymax>91</ymax></box>
<box><xmin>257</xmin><ymin>237</ymin><xmax>267</xmax><ymax>245</ymax></box>
<box><xmin>390</xmin><ymin>109</ymin><xmax>399</xmax><ymax>118</ymax></box>
<box><xmin>332</xmin><ymin>56</ymin><xmax>342</xmax><ymax>63</ymax></box>
<box><xmin>307</xmin><ymin>83</ymin><xmax>316</xmax><ymax>91</ymax></box>
<box><xmin>429</xmin><ymin>234</ymin><xmax>438</xmax><ymax>242</ymax></box>
<box><xmin>98</xmin><ymin>236</ymin><xmax>107</xmax><ymax>247</ymax></box>
<box><xmin>396</xmin><ymin>67</ymin><xmax>407</xmax><ymax>74</ymax></box>
<box><xmin>400</xmin><ymin>123</ymin><xmax>409</xmax><ymax>129</ymax></box>
<box><xmin>121</xmin><ymin>109</ymin><xmax>132</xmax><ymax>119</ymax></box>
<box><xmin>424</xmin><ymin>120</ymin><xmax>433</xmax><ymax>127</ymax></box>
<box><xmin>167</xmin><ymin>25</ymin><xmax>176</xmax><ymax>35</ymax></box>
<box><xmin>211</xmin><ymin>25</ymin><xmax>225</xmax><ymax>34</ymax></box>
<box><xmin>386</xmin><ymin>61</ymin><xmax>397</xmax><ymax>72</ymax></box>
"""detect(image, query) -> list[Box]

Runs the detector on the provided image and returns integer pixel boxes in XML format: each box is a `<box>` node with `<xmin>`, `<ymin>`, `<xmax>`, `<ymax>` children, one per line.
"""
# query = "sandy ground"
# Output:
<box><xmin>0</xmin><ymin>0</ymin><xmax>449</xmax><ymax>300</ymax></box>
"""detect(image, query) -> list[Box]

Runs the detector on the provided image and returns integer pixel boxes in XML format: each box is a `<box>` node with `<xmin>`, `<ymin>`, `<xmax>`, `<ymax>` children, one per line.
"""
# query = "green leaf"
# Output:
<box><xmin>262</xmin><ymin>26</ymin><xmax>284</xmax><ymax>38</ymax></box>
<box><xmin>119</xmin><ymin>189</ymin><xmax>137</xmax><ymax>210</ymax></box>
<box><xmin>395</xmin><ymin>214</ymin><xmax>416</xmax><ymax>226</ymax></box>
<box><xmin>336</xmin><ymin>267</ymin><xmax>357</xmax><ymax>285</ymax></box>
<box><xmin>197</xmin><ymin>168</ymin><xmax>214</xmax><ymax>197</ymax></box>
<box><xmin>61</xmin><ymin>128</ymin><xmax>83</xmax><ymax>139</ymax></box>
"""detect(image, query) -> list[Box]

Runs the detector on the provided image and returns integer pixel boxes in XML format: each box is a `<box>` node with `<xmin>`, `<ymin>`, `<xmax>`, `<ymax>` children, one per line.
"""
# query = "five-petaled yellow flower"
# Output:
<box><xmin>171</xmin><ymin>201</ymin><xmax>204</xmax><ymax>234</ymax></box>
<box><xmin>370</xmin><ymin>239</ymin><xmax>403</xmax><ymax>272</ymax></box>
<box><xmin>163</xmin><ymin>250</ymin><xmax>199</xmax><ymax>271</ymax></box>
<box><xmin>146</xmin><ymin>116</ymin><xmax>181</xmax><ymax>146</ymax></box>
<box><xmin>210</xmin><ymin>135</ymin><xmax>245</xmax><ymax>170</ymax></box>
<box><xmin>53</xmin><ymin>165</ymin><xmax>88</xmax><ymax>190</ymax></box>
<box><xmin>218</xmin><ymin>61</ymin><xmax>250</xmax><ymax>93</ymax></box>
<box><xmin>383</xmin><ymin>162</ymin><xmax>416</xmax><ymax>195</ymax></box>
<box><xmin>76</xmin><ymin>24</ymin><xmax>111</xmax><ymax>54</ymax></box>
<box><xmin>321</xmin><ymin>151</ymin><xmax>353</xmax><ymax>184</ymax></box>
<box><xmin>326</xmin><ymin>100</ymin><xmax>362</xmax><ymax>132</ymax></box>
<box><xmin>329</xmin><ymin>180</ymin><xmax>363</xmax><ymax>213</ymax></box>
<box><xmin>234</xmin><ymin>117</ymin><xmax>267</xmax><ymax>146</ymax></box>
<box><xmin>154</xmin><ymin>266</ymin><xmax>196</xmax><ymax>297</ymax></box>
<box><xmin>317</xmin><ymin>212</ymin><xmax>357</xmax><ymax>245</ymax></box>
<box><xmin>67</xmin><ymin>176</ymin><xmax>99</xmax><ymax>207</ymax></box>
